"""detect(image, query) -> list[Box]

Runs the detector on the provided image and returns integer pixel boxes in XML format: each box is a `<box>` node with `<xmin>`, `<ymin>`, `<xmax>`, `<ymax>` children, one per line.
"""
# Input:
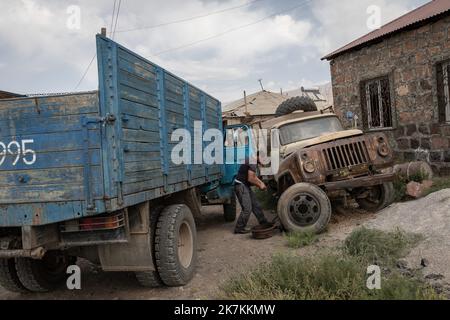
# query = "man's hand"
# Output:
<box><xmin>259</xmin><ymin>182</ymin><xmax>267</xmax><ymax>191</ymax></box>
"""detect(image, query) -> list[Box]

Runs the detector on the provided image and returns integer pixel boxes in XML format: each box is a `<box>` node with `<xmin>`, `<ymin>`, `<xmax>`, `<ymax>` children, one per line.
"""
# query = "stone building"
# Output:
<box><xmin>323</xmin><ymin>0</ymin><xmax>450</xmax><ymax>174</ymax></box>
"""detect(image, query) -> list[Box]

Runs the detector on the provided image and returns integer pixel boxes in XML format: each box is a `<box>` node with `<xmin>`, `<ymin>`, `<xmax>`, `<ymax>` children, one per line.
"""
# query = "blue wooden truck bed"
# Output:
<box><xmin>0</xmin><ymin>35</ymin><xmax>223</xmax><ymax>227</ymax></box>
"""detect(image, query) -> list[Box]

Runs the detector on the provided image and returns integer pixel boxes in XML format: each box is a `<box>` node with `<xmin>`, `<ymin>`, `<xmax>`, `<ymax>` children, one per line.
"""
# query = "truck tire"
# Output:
<box><xmin>356</xmin><ymin>182</ymin><xmax>394</xmax><ymax>212</ymax></box>
<box><xmin>275</xmin><ymin>96</ymin><xmax>317</xmax><ymax>117</ymax></box>
<box><xmin>15</xmin><ymin>251</ymin><xmax>71</xmax><ymax>292</ymax></box>
<box><xmin>135</xmin><ymin>271</ymin><xmax>162</xmax><ymax>288</ymax></box>
<box><xmin>135</xmin><ymin>205</ymin><xmax>164</xmax><ymax>288</ymax></box>
<box><xmin>155</xmin><ymin>205</ymin><xmax>197</xmax><ymax>287</ymax></box>
<box><xmin>0</xmin><ymin>259</ymin><xmax>28</xmax><ymax>293</ymax></box>
<box><xmin>223</xmin><ymin>196</ymin><xmax>237</xmax><ymax>222</ymax></box>
<box><xmin>277</xmin><ymin>183</ymin><xmax>331</xmax><ymax>234</ymax></box>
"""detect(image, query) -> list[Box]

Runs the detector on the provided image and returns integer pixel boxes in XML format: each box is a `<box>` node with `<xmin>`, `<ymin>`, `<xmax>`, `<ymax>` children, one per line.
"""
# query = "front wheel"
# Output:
<box><xmin>355</xmin><ymin>182</ymin><xmax>394</xmax><ymax>212</ymax></box>
<box><xmin>277</xmin><ymin>183</ymin><xmax>332</xmax><ymax>234</ymax></box>
<box><xmin>155</xmin><ymin>205</ymin><xmax>197</xmax><ymax>287</ymax></box>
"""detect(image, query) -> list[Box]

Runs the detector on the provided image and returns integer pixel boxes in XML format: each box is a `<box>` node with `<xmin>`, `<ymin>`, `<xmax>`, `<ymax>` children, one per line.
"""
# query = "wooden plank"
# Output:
<box><xmin>124</xmin><ymin>169</ymin><xmax>163</xmax><ymax>184</ymax></box>
<box><xmin>121</xmin><ymin>99</ymin><xmax>159</xmax><ymax>120</ymax></box>
<box><xmin>123</xmin><ymin>141</ymin><xmax>160</xmax><ymax>153</ymax></box>
<box><xmin>124</xmin><ymin>151</ymin><xmax>161</xmax><ymax>163</ymax></box>
<box><xmin>118</xmin><ymin>48</ymin><xmax>156</xmax><ymax>75</ymax></box>
<box><xmin>0</xmin><ymin>94</ymin><xmax>99</xmax><ymax>120</ymax></box>
<box><xmin>0</xmin><ymin>183</ymin><xmax>101</xmax><ymax>203</ymax></box>
<box><xmin>123</xmin><ymin>128</ymin><xmax>160</xmax><ymax>143</ymax></box>
<box><xmin>120</xmin><ymin>84</ymin><xmax>159</xmax><ymax>108</ymax></box>
<box><xmin>122</xmin><ymin>114</ymin><xmax>159</xmax><ymax>132</ymax></box>
<box><xmin>0</xmin><ymin>166</ymin><xmax>102</xmax><ymax>187</ymax></box>
<box><xmin>124</xmin><ymin>160</ymin><xmax>161</xmax><ymax>173</ymax></box>
<box><xmin>0</xmin><ymin>113</ymin><xmax>98</xmax><ymax>137</ymax></box>
<box><xmin>0</xmin><ymin>149</ymin><xmax>101</xmax><ymax>171</ymax></box>
<box><xmin>118</xmin><ymin>69</ymin><xmax>157</xmax><ymax>95</ymax></box>
<box><xmin>123</xmin><ymin>178</ymin><xmax>165</xmax><ymax>195</ymax></box>
<box><xmin>0</xmin><ymin>129</ymin><xmax>101</xmax><ymax>152</ymax></box>
<box><xmin>118</xmin><ymin>54</ymin><xmax>156</xmax><ymax>79</ymax></box>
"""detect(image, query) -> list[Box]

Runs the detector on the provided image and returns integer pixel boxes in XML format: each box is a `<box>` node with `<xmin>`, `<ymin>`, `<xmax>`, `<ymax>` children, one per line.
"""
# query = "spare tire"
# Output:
<box><xmin>275</xmin><ymin>96</ymin><xmax>317</xmax><ymax>117</ymax></box>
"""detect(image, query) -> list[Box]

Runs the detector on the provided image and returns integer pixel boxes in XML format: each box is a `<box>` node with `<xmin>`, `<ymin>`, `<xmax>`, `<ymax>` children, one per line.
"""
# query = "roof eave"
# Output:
<box><xmin>322</xmin><ymin>9</ymin><xmax>450</xmax><ymax>61</ymax></box>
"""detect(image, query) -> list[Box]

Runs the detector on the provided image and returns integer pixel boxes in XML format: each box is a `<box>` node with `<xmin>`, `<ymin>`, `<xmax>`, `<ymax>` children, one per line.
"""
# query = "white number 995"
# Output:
<box><xmin>0</xmin><ymin>139</ymin><xmax>36</xmax><ymax>167</ymax></box>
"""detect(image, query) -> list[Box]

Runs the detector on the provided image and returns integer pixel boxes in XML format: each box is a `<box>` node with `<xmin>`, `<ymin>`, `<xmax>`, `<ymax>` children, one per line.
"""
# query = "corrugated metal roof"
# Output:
<box><xmin>322</xmin><ymin>0</ymin><xmax>450</xmax><ymax>61</ymax></box>
<box><xmin>0</xmin><ymin>90</ymin><xmax>25</xmax><ymax>99</ymax></box>
<box><xmin>222</xmin><ymin>90</ymin><xmax>289</xmax><ymax>117</ymax></box>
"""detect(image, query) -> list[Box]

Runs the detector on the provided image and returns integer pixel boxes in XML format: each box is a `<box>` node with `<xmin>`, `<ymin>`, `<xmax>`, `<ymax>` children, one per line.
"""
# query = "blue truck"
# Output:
<box><xmin>0</xmin><ymin>34</ymin><xmax>244</xmax><ymax>293</ymax></box>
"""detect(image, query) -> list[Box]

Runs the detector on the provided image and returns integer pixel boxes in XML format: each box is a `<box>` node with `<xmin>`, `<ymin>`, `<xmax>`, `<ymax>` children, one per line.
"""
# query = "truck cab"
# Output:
<box><xmin>256</xmin><ymin>107</ymin><xmax>395</xmax><ymax>234</ymax></box>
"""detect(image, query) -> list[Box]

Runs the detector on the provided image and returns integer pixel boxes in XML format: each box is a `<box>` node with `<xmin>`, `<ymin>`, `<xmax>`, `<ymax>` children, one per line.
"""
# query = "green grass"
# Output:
<box><xmin>423</xmin><ymin>176</ymin><xmax>450</xmax><ymax>196</ymax></box>
<box><xmin>392</xmin><ymin>171</ymin><xmax>450</xmax><ymax>202</ymax></box>
<box><xmin>221</xmin><ymin>228</ymin><xmax>442</xmax><ymax>300</ymax></box>
<box><xmin>344</xmin><ymin>227</ymin><xmax>422</xmax><ymax>266</ymax></box>
<box><xmin>285</xmin><ymin>231</ymin><xmax>317</xmax><ymax>249</ymax></box>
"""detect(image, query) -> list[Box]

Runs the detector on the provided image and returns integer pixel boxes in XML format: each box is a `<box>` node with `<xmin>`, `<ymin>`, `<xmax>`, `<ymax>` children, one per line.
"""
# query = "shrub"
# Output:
<box><xmin>221</xmin><ymin>228</ymin><xmax>441</xmax><ymax>300</ymax></box>
<box><xmin>285</xmin><ymin>231</ymin><xmax>317</xmax><ymax>249</ymax></box>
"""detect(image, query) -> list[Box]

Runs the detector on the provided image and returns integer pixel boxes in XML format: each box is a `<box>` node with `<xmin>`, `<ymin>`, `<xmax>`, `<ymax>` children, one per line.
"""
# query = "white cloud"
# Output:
<box><xmin>0</xmin><ymin>0</ymin><xmax>428</xmax><ymax>100</ymax></box>
<box><xmin>309</xmin><ymin>0</ymin><xmax>423</xmax><ymax>55</ymax></box>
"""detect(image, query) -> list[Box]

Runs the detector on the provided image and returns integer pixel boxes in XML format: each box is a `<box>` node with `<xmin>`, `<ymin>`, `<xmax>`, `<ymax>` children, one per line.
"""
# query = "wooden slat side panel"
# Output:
<box><xmin>0</xmin><ymin>93</ymin><xmax>103</xmax><ymax>205</ymax></box>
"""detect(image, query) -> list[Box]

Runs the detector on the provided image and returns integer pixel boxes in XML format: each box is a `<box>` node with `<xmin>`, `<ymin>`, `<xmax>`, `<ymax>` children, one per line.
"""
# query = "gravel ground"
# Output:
<box><xmin>365</xmin><ymin>189</ymin><xmax>450</xmax><ymax>288</ymax></box>
<box><xmin>0</xmin><ymin>205</ymin><xmax>375</xmax><ymax>300</ymax></box>
<box><xmin>1</xmin><ymin>189</ymin><xmax>449</xmax><ymax>300</ymax></box>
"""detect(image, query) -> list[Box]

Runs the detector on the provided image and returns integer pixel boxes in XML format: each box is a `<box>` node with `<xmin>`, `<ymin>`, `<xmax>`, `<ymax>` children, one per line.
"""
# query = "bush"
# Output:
<box><xmin>221</xmin><ymin>228</ymin><xmax>441</xmax><ymax>300</ymax></box>
<box><xmin>285</xmin><ymin>231</ymin><xmax>317</xmax><ymax>249</ymax></box>
<box><xmin>344</xmin><ymin>227</ymin><xmax>422</xmax><ymax>266</ymax></box>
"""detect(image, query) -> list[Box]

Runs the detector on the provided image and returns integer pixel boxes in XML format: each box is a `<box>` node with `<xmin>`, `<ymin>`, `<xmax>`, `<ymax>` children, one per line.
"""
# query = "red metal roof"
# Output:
<box><xmin>322</xmin><ymin>0</ymin><xmax>450</xmax><ymax>60</ymax></box>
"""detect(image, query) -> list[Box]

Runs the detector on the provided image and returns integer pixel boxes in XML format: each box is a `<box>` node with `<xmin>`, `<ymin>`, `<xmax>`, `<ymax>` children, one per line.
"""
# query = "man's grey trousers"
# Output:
<box><xmin>234</xmin><ymin>183</ymin><xmax>268</xmax><ymax>231</ymax></box>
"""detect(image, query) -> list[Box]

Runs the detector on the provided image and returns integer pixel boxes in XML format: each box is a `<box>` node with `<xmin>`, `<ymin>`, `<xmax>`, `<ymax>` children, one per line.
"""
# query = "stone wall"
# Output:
<box><xmin>329</xmin><ymin>13</ymin><xmax>450</xmax><ymax>175</ymax></box>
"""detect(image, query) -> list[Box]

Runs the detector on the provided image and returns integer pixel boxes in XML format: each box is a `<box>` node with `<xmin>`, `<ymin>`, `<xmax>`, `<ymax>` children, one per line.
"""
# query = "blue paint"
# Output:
<box><xmin>0</xmin><ymin>35</ymin><xmax>231</xmax><ymax>227</ymax></box>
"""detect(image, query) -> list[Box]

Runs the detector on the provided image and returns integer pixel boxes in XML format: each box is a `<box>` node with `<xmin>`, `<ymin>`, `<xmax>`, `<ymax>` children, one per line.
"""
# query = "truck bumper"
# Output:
<box><xmin>322</xmin><ymin>173</ymin><xmax>395</xmax><ymax>191</ymax></box>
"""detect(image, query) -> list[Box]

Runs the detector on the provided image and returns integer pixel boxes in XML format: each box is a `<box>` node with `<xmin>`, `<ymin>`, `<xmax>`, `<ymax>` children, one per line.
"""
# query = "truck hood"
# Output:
<box><xmin>280</xmin><ymin>129</ymin><xmax>364</xmax><ymax>157</ymax></box>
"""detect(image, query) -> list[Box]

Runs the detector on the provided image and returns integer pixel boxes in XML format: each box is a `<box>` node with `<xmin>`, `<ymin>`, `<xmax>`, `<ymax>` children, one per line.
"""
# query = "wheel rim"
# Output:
<box><xmin>178</xmin><ymin>222</ymin><xmax>194</xmax><ymax>269</ymax></box>
<box><xmin>288</xmin><ymin>193</ymin><xmax>321</xmax><ymax>226</ymax></box>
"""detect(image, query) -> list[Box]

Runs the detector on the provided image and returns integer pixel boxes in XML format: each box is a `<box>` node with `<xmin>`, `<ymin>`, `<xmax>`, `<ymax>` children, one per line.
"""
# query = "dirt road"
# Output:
<box><xmin>0</xmin><ymin>206</ymin><xmax>376</xmax><ymax>300</ymax></box>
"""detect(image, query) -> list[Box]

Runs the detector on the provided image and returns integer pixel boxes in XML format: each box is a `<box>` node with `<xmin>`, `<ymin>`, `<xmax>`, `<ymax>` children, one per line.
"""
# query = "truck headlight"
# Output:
<box><xmin>377</xmin><ymin>143</ymin><xmax>389</xmax><ymax>157</ymax></box>
<box><xmin>376</xmin><ymin>136</ymin><xmax>390</xmax><ymax>157</ymax></box>
<box><xmin>303</xmin><ymin>160</ymin><xmax>316</xmax><ymax>173</ymax></box>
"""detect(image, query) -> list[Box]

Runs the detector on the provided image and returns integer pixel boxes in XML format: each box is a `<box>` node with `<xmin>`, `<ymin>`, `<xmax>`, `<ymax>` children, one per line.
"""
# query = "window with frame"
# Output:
<box><xmin>360</xmin><ymin>76</ymin><xmax>393</xmax><ymax>130</ymax></box>
<box><xmin>437</xmin><ymin>60</ymin><xmax>450</xmax><ymax>123</ymax></box>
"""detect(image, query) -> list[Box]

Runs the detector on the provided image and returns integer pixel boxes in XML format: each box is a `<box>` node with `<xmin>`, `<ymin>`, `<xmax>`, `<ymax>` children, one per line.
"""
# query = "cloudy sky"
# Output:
<box><xmin>0</xmin><ymin>0</ymin><xmax>428</xmax><ymax>102</ymax></box>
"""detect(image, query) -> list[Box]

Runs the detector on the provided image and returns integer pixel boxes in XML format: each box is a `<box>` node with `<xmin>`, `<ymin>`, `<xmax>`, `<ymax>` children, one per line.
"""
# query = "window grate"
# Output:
<box><xmin>363</xmin><ymin>77</ymin><xmax>392</xmax><ymax>129</ymax></box>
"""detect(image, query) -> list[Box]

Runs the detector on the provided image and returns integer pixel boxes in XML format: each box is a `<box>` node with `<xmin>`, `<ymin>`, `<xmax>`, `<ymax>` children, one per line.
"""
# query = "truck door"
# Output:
<box><xmin>221</xmin><ymin>125</ymin><xmax>255</xmax><ymax>185</ymax></box>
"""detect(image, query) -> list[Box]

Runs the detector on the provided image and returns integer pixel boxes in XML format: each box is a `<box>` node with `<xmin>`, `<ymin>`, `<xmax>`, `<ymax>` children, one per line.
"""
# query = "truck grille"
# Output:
<box><xmin>322</xmin><ymin>141</ymin><xmax>369</xmax><ymax>171</ymax></box>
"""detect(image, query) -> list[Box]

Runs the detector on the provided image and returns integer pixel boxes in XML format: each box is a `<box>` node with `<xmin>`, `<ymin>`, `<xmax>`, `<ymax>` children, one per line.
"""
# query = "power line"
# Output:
<box><xmin>74</xmin><ymin>0</ymin><xmax>119</xmax><ymax>90</ymax></box>
<box><xmin>112</xmin><ymin>0</ymin><xmax>122</xmax><ymax>39</ymax></box>
<box><xmin>151</xmin><ymin>0</ymin><xmax>313</xmax><ymax>57</ymax></box>
<box><xmin>116</xmin><ymin>0</ymin><xmax>263</xmax><ymax>33</ymax></box>
<box><xmin>109</xmin><ymin>0</ymin><xmax>117</xmax><ymax>37</ymax></box>
<box><xmin>74</xmin><ymin>53</ymin><xmax>96</xmax><ymax>91</ymax></box>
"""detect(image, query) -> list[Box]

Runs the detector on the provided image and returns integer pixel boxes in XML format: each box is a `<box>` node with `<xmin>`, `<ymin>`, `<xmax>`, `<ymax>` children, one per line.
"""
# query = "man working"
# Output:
<box><xmin>234</xmin><ymin>155</ymin><xmax>269</xmax><ymax>234</ymax></box>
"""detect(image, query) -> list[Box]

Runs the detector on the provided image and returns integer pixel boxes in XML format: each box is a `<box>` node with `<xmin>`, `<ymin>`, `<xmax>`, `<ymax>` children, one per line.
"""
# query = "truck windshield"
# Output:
<box><xmin>279</xmin><ymin>117</ymin><xmax>343</xmax><ymax>145</ymax></box>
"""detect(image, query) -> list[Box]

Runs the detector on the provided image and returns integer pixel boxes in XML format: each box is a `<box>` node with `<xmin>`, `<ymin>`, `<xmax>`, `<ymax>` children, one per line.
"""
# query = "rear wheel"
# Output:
<box><xmin>0</xmin><ymin>259</ymin><xmax>28</xmax><ymax>293</ymax></box>
<box><xmin>15</xmin><ymin>251</ymin><xmax>72</xmax><ymax>292</ymax></box>
<box><xmin>277</xmin><ymin>183</ymin><xmax>331</xmax><ymax>234</ymax></box>
<box><xmin>223</xmin><ymin>196</ymin><xmax>237</xmax><ymax>222</ymax></box>
<box><xmin>135</xmin><ymin>205</ymin><xmax>164</xmax><ymax>288</ymax></box>
<box><xmin>355</xmin><ymin>182</ymin><xmax>394</xmax><ymax>212</ymax></box>
<box><xmin>155</xmin><ymin>205</ymin><xmax>197</xmax><ymax>287</ymax></box>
